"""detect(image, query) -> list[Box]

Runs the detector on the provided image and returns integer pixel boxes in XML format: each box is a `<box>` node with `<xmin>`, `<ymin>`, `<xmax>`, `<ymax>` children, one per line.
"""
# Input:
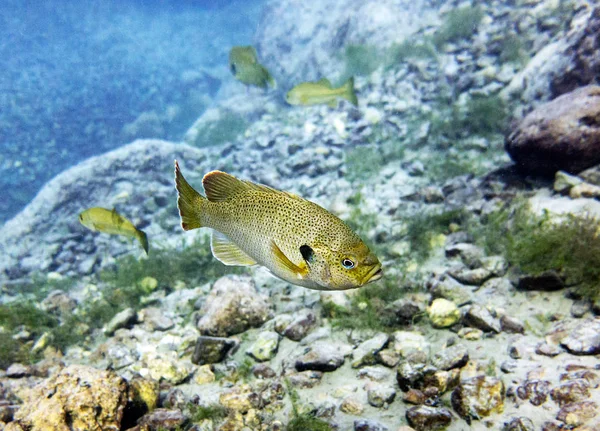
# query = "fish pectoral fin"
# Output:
<box><xmin>211</xmin><ymin>231</ymin><xmax>257</xmax><ymax>266</ymax></box>
<box><xmin>328</xmin><ymin>99</ymin><xmax>338</xmax><ymax>108</ymax></box>
<box><xmin>270</xmin><ymin>241</ymin><xmax>309</xmax><ymax>279</ymax></box>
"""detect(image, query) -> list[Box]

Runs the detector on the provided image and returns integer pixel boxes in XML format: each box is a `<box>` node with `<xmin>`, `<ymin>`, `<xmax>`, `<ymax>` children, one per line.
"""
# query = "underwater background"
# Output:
<box><xmin>1</xmin><ymin>0</ymin><xmax>600</xmax><ymax>430</ymax></box>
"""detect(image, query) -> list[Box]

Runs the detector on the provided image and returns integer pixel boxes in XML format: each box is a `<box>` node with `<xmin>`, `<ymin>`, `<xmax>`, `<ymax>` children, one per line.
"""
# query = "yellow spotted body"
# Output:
<box><xmin>175</xmin><ymin>162</ymin><xmax>382</xmax><ymax>290</ymax></box>
<box><xmin>78</xmin><ymin>207</ymin><xmax>149</xmax><ymax>254</ymax></box>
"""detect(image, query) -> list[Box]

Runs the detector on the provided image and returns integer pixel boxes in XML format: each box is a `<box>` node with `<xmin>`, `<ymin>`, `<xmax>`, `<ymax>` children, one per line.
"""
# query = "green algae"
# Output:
<box><xmin>341</xmin><ymin>44</ymin><xmax>381</xmax><ymax>80</ymax></box>
<box><xmin>433</xmin><ymin>6</ymin><xmax>484</xmax><ymax>47</ymax></box>
<box><xmin>472</xmin><ymin>202</ymin><xmax>600</xmax><ymax>300</ymax></box>
<box><xmin>188</xmin><ymin>403</ymin><xmax>228</xmax><ymax>422</ymax></box>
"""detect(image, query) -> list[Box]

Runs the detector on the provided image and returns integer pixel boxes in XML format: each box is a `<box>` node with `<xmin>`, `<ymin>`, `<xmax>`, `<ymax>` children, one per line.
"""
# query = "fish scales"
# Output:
<box><xmin>175</xmin><ymin>162</ymin><xmax>382</xmax><ymax>290</ymax></box>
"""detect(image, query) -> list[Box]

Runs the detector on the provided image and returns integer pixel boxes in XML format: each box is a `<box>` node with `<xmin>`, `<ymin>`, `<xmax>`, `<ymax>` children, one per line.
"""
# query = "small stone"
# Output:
<box><xmin>550</xmin><ymin>379</ymin><xmax>591</xmax><ymax>407</ymax></box>
<box><xmin>139</xmin><ymin>307</ymin><xmax>174</xmax><ymax>331</ymax></box>
<box><xmin>445</xmin><ymin>243</ymin><xmax>484</xmax><ymax>267</ymax></box>
<box><xmin>397</xmin><ymin>361</ymin><xmax>426</xmax><ymax>392</ymax></box>
<box><xmin>427</xmin><ymin>298</ymin><xmax>461</xmax><ymax>328</ymax></box>
<box><xmin>516</xmin><ymin>380</ymin><xmax>551</xmax><ymax>406</ymax></box>
<box><xmin>554</xmin><ymin>171</ymin><xmax>582</xmax><ymax>193</ymax></box>
<box><xmin>464</xmin><ymin>304</ymin><xmax>501</xmax><ymax>333</ymax></box>
<box><xmin>429</xmin><ymin>274</ymin><xmax>472</xmax><ymax>304</ymax></box>
<box><xmin>391</xmin><ymin>299</ymin><xmax>424</xmax><ymax>325</ymax></box>
<box><xmin>351</xmin><ymin>333</ymin><xmax>389</xmax><ymax>368</ymax></box>
<box><xmin>142</xmin><ymin>353</ymin><xmax>192</xmax><ymax>385</ymax></box>
<box><xmin>570</xmin><ymin>182</ymin><xmax>600</xmax><ymax>199</ymax></box>
<box><xmin>403</xmin><ymin>389</ymin><xmax>426</xmax><ymax>405</ymax></box>
<box><xmin>517</xmin><ymin>271</ymin><xmax>564</xmax><ymax>291</ymax></box>
<box><xmin>354</xmin><ymin>419</ymin><xmax>389</xmax><ymax>431</ymax></box>
<box><xmin>376</xmin><ymin>348</ymin><xmax>400</xmax><ymax>367</ymax></box>
<box><xmin>286</xmin><ymin>370</ymin><xmax>323</xmax><ymax>388</ymax></box>
<box><xmin>6</xmin><ymin>363</ymin><xmax>32</xmax><ymax>378</ymax></box>
<box><xmin>458</xmin><ymin>327</ymin><xmax>483</xmax><ymax>340</ymax></box>
<box><xmin>431</xmin><ymin>344</ymin><xmax>469</xmax><ymax>371</ymax></box>
<box><xmin>340</xmin><ymin>396</ymin><xmax>364</xmax><ymax>415</ymax></box>
<box><xmin>137</xmin><ymin>408</ymin><xmax>186</xmax><ymax>430</ymax></box>
<box><xmin>281</xmin><ymin>309</ymin><xmax>317</xmax><ymax>341</ymax></box>
<box><xmin>452</xmin><ymin>376</ymin><xmax>505</xmax><ymax>421</ymax></box>
<box><xmin>392</xmin><ymin>331</ymin><xmax>429</xmax><ymax>357</ymax></box>
<box><xmin>193</xmin><ymin>365</ymin><xmax>216</xmax><ymax>384</ymax></box>
<box><xmin>449</xmin><ymin>267</ymin><xmax>492</xmax><ymax>286</ymax></box>
<box><xmin>556</xmin><ymin>401</ymin><xmax>598</xmax><ymax>427</ymax></box>
<box><xmin>500</xmin><ymin>315</ymin><xmax>525</xmax><ymax>334</ymax></box>
<box><xmin>367</xmin><ymin>384</ymin><xmax>396</xmax><ymax>408</ymax></box>
<box><xmin>535</xmin><ymin>342</ymin><xmax>561</xmax><ymax>357</ymax></box>
<box><xmin>357</xmin><ymin>366</ymin><xmax>391</xmax><ymax>382</ymax></box>
<box><xmin>503</xmin><ymin>417</ymin><xmax>535</xmax><ymax>431</ymax></box>
<box><xmin>480</xmin><ymin>256</ymin><xmax>508</xmax><ymax>277</ymax></box>
<box><xmin>406</xmin><ymin>406</ymin><xmax>452</xmax><ymax>430</ymax></box>
<box><xmin>197</xmin><ymin>275</ymin><xmax>269</xmax><ymax>337</ymax></box>
<box><xmin>423</xmin><ymin>370</ymin><xmax>460</xmax><ymax>394</ymax></box>
<box><xmin>246</xmin><ymin>331</ymin><xmax>280</xmax><ymax>362</ymax></box>
<box><xmin>295</xmin><ymin>342</ymin><xmax>346</xmax><ymax>372</ymax></box>
<box><xmin>500</xmin><ymin>360</ymin><xmax>518</xmax><ymax>374</ymax></box>
<box><xmin>252</xmin><ymin>363</ymin><xmax>276</xmax><ymax>379</ymax></box>
<box><xmin>192</xmin><ymin>336</ymin><xmax>236</xmax><ymax>365</ymax></box>
<box><xmin>103</xmin><ymin>307</ymin><xmax>137</xmax><ymax>335</ymax></box>
<box><xmin>571</xmin><ymin>299</ymin><xmax>591</xmax><ymax>318</ymax></box>
<box><xmin>219</xmin><ymin>387</ymin><xmax>254</xmax><ymax>413</ymax></box>
<box><xmin>560</xmin><ymin>318</ymin><xmax>600</xmax><ymax>354</ymax></box>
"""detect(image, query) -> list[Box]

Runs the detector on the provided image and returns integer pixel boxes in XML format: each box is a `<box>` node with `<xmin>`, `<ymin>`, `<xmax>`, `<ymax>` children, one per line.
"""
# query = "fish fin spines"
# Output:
<box><xmin>211</xmin><ymin>231</ymin><xmax>257</xmax><ymax>266</ymax></box>
<box><xmin>203</xmin><ymin>170</ymin><xmax>250</xmax><ymax>201</ymax></box>
<box><xmin>203</xmin><ymin>170</ymin><xmax>302</xmax><ymax>201</ymax></box>
<box><xmin>175</xmin><ymin>160</ymin><xmax>205</xmax><ymax>230</ymax></box>
<box><xmin>344</xmin><ymin>76</ymin><xmax>358</xmax><ymax>106</ymax></box>
<box><xmin>137</xmin><ymin>230</ymin><xmax>149</xmax><ymax>255</ymax></box>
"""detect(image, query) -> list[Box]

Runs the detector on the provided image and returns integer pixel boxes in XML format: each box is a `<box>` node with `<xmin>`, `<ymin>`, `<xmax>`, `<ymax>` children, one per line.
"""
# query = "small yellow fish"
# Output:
<box><xmin>174</xmin><ymin>161</ymin><xmax>382</xmax><ymax>290</ymax></box>
<box><xmin>285</xmin><ymin>77</ymin><xmax>358</xmax><ymax>108</ymax></box>
<box><xmin>229</xmin><ymin>46</ymin><xmax>276</xmax><ymax>89</ymax></box>
<box><xmin>79</xmin><ymin>207</ymin><xmax>149</xmax><ymax>254</ymax></box>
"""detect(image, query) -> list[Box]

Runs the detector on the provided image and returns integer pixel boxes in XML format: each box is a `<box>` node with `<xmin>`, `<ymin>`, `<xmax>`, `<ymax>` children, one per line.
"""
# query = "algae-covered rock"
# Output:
<box><xmin>11</xmin><ymin>365</ymin><xmax>136</xmax><ymax>431</ymax></box>
<box><xmin>427</xmin><ymin>298</ymin><xmax>461</xmax><ymax>328</ymax></box>
<box><xmin>451</xmin><ymin>376</ymin><xmax>505</xmax><ymax>422</ymax></box>
<box><xmin>197</xmin><ymin>275</ymin><xmax>270</xmax><ymax>337</ymax></box>
<box><xmin>192</xmin><ymin>335</ymin><xmax>236</xmax><ymax>365</ymax></box>
<box><xmin>246</xmin><ymin>331</ymin><xmax>280</xmax><ymax>362</ymax></box>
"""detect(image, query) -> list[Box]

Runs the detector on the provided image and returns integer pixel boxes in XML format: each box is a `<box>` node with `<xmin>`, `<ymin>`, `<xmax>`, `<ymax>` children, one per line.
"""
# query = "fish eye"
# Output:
<box><xmin>341</xmin><ymin>258</ymin><xmax>355</xmax><ymax>269</ymax></box>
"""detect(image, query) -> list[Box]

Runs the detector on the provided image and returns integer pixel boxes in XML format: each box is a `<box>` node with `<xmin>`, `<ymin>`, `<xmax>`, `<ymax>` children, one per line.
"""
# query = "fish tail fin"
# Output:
<box><xmin>268</xmin><ymin>74</ymin><xmax>277</xmax><ymax>90</ymax></box>
<box><xmin>343</xmin><ymin>76</ymin><xmax>358</xmax><ymax>106</ymax></box>
<box><xmin>137</xmin><ymin>230</ymin><xmax>149</xmax><ymax>255</ymax></box>
<box><xmin>175</xmin><ymin>160</ymin><xmax>205</xmax><ymax>231</ymax></box>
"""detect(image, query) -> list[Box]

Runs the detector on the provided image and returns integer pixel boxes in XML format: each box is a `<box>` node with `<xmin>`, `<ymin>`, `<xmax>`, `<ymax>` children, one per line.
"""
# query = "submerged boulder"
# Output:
<box><xmin>506</xmin><ymin>85</ymin><xmax>600</xmax><ymax>175</ymax></box>
<box><xmin>9</xmin><ymin>365</ymin><xmax>156</xmax><ymax>431</ymax></box>
<box><xmin>197</xmin><ymin>275</ymin><xmax>270</xmax><ymax>337</ymax></box>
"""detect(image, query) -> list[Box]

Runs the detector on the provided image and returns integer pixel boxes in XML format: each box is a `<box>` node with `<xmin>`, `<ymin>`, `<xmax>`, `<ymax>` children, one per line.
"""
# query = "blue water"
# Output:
<box><xmin>0</xmin><ymin>0</ymin><xmax>262</xmax><ymax>222</ymax></box>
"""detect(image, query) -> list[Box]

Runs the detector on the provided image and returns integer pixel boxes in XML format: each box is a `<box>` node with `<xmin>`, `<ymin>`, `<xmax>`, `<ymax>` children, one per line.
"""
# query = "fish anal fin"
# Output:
<box><xmin>270</xmin><ymin>241</ymin><xmax>308</xmax><ymax>279</ymax></box>
<box><xmin>211</xmin><ymin>231</ymin><xmax>257</xmax><ymax>266</ymax></box>
<box><xmin>317</xmin><ymin>77</ymin><xmax>332</xmax><ymax>88</ymax></box>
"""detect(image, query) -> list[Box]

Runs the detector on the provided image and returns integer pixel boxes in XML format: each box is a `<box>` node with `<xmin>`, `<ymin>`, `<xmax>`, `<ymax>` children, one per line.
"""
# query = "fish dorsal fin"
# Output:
<box><xmin>211</xmin><ymin>231</ymin><xmax>257</xmax><ymax>266</ymax></box>
<box><xmin>270</xmin><ymin>240</ymin><xmax>309</xmax><ymax>280</ymax></box>
<box><xmin>202</xmin><ymin>171</ymin><xmax>303</xmax><ymax>202</ymax></box>
<box><xmin>317</xmin><ymin>78</ymin><xmax>332</xmax><ymax>88</ymax></box>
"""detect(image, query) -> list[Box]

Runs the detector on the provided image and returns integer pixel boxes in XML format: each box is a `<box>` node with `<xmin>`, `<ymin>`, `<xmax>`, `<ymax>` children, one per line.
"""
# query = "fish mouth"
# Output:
<box><xmin>363</xmin><ymin>264</ymin><xmax>383</xmax><ymax>285</ymax></box>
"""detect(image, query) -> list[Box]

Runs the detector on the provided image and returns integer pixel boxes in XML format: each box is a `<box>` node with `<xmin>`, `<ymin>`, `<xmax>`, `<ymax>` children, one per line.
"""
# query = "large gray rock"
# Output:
<box><xmin>0</xmin><ymin>139</ymin><xmax>214</xmax><ymax>281</ymax></box>
<box><xmin>197</xmin><ymin>275</ymin><xmax>270</xmax><ymax>337</ymax></box>
<box><xmin>254</xmin><ymin>0</ymin><xmax>437</xmax><ymax>86</ymax></box>
<box><xmin>504</xmin><ymin>6</ymin><xmax>600</xmax><ymax>113</ymax></box>
<box><xmin>506</xmin><ymin>86</ymin><xmax>600</xmax><ymax>175</ymax></box>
